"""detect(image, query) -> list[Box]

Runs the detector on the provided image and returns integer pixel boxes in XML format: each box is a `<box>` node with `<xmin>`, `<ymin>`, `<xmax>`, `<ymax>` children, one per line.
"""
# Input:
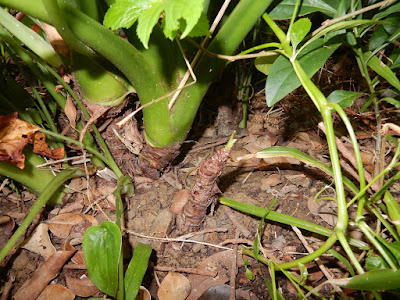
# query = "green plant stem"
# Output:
<box><xmin>242</xmin><ymin>234</ymin><xmax>338</xmax><ymax>270</ymax></box>
<box><xmin>328</xmin><ymin>103</ymin><xmax>367</xmax><ymax>220</ymax></box>
<box><xmin>354</xmin><ymin>47</ymin><xmax>383</xmax><ymax>185</ymax></box>
<box><xmin>42</xmin><ymin>0</ymin><xmax>95</xmax><ymax>56</ymax></box>
<box><xmin>0</xmin><ymin>168</ymin><xmax>84</xmax><ymax>263</ymax></box>
<box><xmin>358</xmin><ymin>221</ymin><xmax>399</xmax><ymax>270</ymax></box>
<box><xmin>367</xmin><ymin>202</ymin><xmax>400</xmax><ymax>242</ymax></box>
<box><xmin>336</xmin><ymin>231</ymin><xmax>364</xmax><ymax>274</ymax></box>
<box><xmin>219</xmin><ymin>197</ymin><xmax>368</xmax><ymax>249</ymax></box>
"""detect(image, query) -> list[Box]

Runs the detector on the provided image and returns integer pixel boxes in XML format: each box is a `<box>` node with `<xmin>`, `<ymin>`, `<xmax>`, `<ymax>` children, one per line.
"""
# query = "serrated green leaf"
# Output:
<box><xmin>290</xmin><ymin>18</ymin><xmax>311</xmax><ymax>51</ymax></box>
<box><xmin>266</xmin><ymin>39</ymin><xmax>340</xmax><ymax>106</ymax></box>
<box><xmin>269</xmin><ymin>0</ymin><xmax>338</xmax><ymax>20</ymax></box>
<box><xmin>254</xmin><ymin>53</ymin><xmax>280</xmax><ymax>76</ymax></box>
<box><xmin>137</xmin><ymin>2</ymin><xmax>163</xmax><ymax>48</ymax></box>
<box><xmin>327</xmin><ymin>90</ymin><xmax>362</xmax><ymax>107</ymax></box>
<box><xmin>83</xmin><ymin>222</ymin><xmax>121</xmax><ymax>298</ymax></box>
<box><xmin>163</xmin><ymin>0</ymin><xmax>203</xmax><ymax>39</ymax></box>
<box><xmin>365</xmin><ymin>51</ymin><xmax>400</xmax><ymax>92</ymax></box>
<box><xmin>124</xmin><ymin>243</ymin><xmax>152</xmax><ymax>299</ymax></box>
<box><xmin>103</xmin><ymin>0</ymin><xmax>151</xmax><ymax>30</ymax></box>
<box><xmin>188</xmin><ymin>12</ymin><xmax>210</xmax><ymax>38</ymax></box>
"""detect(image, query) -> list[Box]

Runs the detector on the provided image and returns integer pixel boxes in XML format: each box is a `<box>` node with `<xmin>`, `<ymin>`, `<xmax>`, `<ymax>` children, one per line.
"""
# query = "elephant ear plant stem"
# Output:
<box><xmin>0</xmin><ymin>0</ymin><xmax>274</xmax><ymax>178</ymax></box>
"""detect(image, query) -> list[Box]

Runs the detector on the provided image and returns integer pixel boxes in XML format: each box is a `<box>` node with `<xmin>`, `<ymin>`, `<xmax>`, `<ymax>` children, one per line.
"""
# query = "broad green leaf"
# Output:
<box><xmin>137</xmin><ymin>2</ymin><xmax>163</xmax><ymax>48</ymax></box>
<box><xmin>331</xmin><ymin>269</ymin><xmax>400</xmax><ymax>290</ymax></box>
<box><xmin>104</xmin><ymin>0</ymin><xmax>205</xmax><ymax>48</ymax></box>
<box><xmin>269</xmin><ymin>0</ymin><xmax>338</xmax><ymax>20</ymax></box>
<box><xmin>290</xmin><ymin>18</ymin><xmax>311</xmax><ymax>51</ymax></box>
<box><xmin>187</xmin><ymin>12</ymin><xmax>210</xmax><ymax>38</ymax></box>
<box><xmin>327</xmin><ymin>90</ymin><xmax>362</xmax><ymax>108</ymax></box>
<box><xmin>265</xmin><ymin>40</ymin><xmax>340</xmax><ymax>106</ymax></box>
<box><xmin>103</xmin><ymin>0</ymin><xmax>150</xmax><ymax>29</ymax></box>
<box><xmin>124</xmin><ymin>243</ymin><xmax>152</xmax><ymax>299</ymax></box>
<box><xmin>83</xmin><ymin>222</ymin><xmax>122</xmax><ymax>298</ymax></box>
<box><xmin>366</xmin><ymin>254</ymin><xmax>390</xmax><ymax>270</ymax></box>
<box><xmin>365</xmin><ymin>51</ymin><xmax>400</xmax><ymax>92</ymax></box>
<box><xmin>254</xmin><ymin>53</ymin><xmax>280</xmax><ymax>76</ymax></box>
<box><xmin>368</xmin><ymin>25</ymin><xmax>388</xmax><ymax>50</ymax></box>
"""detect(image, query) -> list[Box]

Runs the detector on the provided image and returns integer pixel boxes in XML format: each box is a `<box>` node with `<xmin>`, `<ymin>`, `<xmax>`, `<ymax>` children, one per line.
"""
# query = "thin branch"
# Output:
<box><xmin>313</xmin><ymin>0</ymin><xmax>395</xmax><ymax>36</ymax></box>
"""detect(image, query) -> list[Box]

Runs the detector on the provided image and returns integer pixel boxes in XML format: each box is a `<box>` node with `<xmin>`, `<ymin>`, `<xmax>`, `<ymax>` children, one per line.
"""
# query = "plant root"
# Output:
<box><xmin>182</xmin><ymin>147</ymin><xmax>231</xmax><ymax>229</ymax></box>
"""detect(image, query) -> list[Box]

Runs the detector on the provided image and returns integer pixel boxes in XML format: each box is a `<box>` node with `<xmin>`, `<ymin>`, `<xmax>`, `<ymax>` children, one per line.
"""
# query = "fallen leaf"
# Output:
<box><xmin>13</xmin><ymin>250</ymin><xmax>75</xmax><ymax>300</ymax></box>
<box><xmin>21</xmin><ymin>223</ymin><xmax>56</xmax><ymax>260</ymax></box>
<box><xmin>71</xmin><ymin>251</ymin><xmax>85</xmax><ymax>265</ymax></box>
<box><xmin>307</xmin><ymin>197</ymin><xmax>337</xmax><ymax>226</ymax></box>
<box><xmin>171</xmin><ymin>190</ymin><xmax>190</xmax><ymax>215</ymax></box>
<box><xmin>158</xmin><ymin>272</ymin><xmax>191</xmax><ymax>300</ymax></box>
<box><xmin>41</xmin><ymin>22</ymin><xmax>70</xmax><ymax>57</ymax></box>
<box><xmin>46</xmin><ymin>213</ymin><xmax>98</xmax><ymax>239</ymax></box>
<box><xmin>65</xmin><ymin>95</ymin><xmax>77</xmax><ymax>128</ymax></box>
<box><xmin>0</xmin><ymin>112</ymin><xmax>40</xmax><ymax>169</ymax></box>
<box><xmin>286</xmin><ymin>174</ymin><xmax>310</xmax><ymax>187</ymax></box>
<box><xmin>0</xmin><ymin>215</ymin><xmax>15</xmax><ymax>238</ymax></box>
<box><xmin>137</xmin><ymin>286</ymin><xmax>151</xmax><ymax>300</ymax></box>
<box><xmin>32</xmin><ymin>132</ymin><xmax>65</xmax><ymax>160</ymax></box>
<box><xmin>260</xmin><ymin>174</ymin><xmax>281</xmax><ymax>189</ymax></box>
<box><xmin>65</xmin><ymin>275</ymin><xmax>100</xmax><ymax>297</ymax></box>
<box><xmin>37</xmin><ymin>284</ymin><xmax>75</xmax><ymax>300</ymax></box>
<box><xmin>187</xmin><ymin>250</ymin><xmax>234</xmax><ymax>300</ymax></box>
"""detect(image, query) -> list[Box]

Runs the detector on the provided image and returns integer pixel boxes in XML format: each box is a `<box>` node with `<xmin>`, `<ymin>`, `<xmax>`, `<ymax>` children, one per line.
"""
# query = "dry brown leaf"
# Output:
<box><xmin>286</xmin><ymin>174</ymin><xmax>310</xmax><ymax>188</ymax></box>
<box><xmin>137</xmin><ymin>286</ymin><xmax>151</xmax><ymax>300</ymax></box>
<box><xmin>171</xmin><ymin>190</ymin><xmax>190</xmax><ymax>215</ymax></box>
<box><xmin>21</xmin><ymin>223</ymin><xmax>56</xmax><ymax>260</ymax></box>
<box><xmin>0</xmin><ymin>112</ymin><xmax>40</xmax><ymax>169</ymax></box>
<box><xmin>187</xmin><ymin>250</ymin><xmax>234</xmax><ymax>300</ymax></box>
<box><xmin>71</xmin><ymin>250</ymin><xmax>85</xmax><ymax>265</ymax></box>
<box><xmin>47</xmin><ymin>213</ymin><xmax>98</xmax><ymax>239</ymax></box>
<box><xmin>32</xmin><ymin>132</ymin><xmax>65</xmax><ymax>160</ymax></box>
<box><xmin>307</xmin><ymin>196</ymin><xmax>337</xmax><ymax>226</ymax></box>
<box><xmin>65</xmin><ymin>275</ymin><xmax>99</xmax><ymax>297</ymax></box>
<box><xmin>0</xmin><ymin>215</ymin><xmax>15</xmax><ymax>238</ymax></box>
<box><xmin>65</xmin><ymin>95</ymin><xmax>77</xmax><ymax>128</ymax></box>
<box><xmin>13</xmin><ymin>250</ymin><xmax>75</xmax><ymax>300</ymax></box>
<box><xmin>158</xmin><ymin>272</ymin><xmax>191</xmax><ymax>300</ymax></box>
<box><xmin>41</xmin><ymin>22</ymin><xmax>70</xmax><ymax>57</ymax></box>
<box><xmin>260</xmin><ymin>174</ymin><xmax>281</xmax><ymax>188</ymax></box>
<box><xmin>37</xmin><ymin>284</ymin><xmax>75</xmax><ymax>300</ymax></box>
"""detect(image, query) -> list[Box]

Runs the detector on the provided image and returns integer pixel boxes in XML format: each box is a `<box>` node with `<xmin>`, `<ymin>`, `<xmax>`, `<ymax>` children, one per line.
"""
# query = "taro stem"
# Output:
<box><xmin>183</xmin><ymin>135</ymin><xmax>235</xmax><ymax>228</ymax></box>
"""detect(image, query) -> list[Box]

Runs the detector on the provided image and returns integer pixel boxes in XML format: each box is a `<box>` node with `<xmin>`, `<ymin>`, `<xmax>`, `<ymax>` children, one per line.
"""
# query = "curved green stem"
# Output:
<box><xmin>42</xmin><ymin>0</ymin><xmax>95</xmax><ymax>56</ymax></box>
<box><xmin>336</xmin><ymin>231</ymin><xmax>364</xmax><ymax>274</ymax></box>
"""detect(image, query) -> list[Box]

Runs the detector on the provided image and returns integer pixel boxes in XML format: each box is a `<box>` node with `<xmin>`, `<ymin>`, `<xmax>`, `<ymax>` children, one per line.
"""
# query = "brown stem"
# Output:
<box><xmin>183</xmin><ymin>147</ymin><xmax>231</xmax><ymax>228</ymax></box>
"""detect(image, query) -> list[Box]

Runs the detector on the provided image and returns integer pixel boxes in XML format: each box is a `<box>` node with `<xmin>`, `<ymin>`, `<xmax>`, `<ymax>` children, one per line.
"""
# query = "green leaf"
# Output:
<box><xmin>327</xmin><ymin>90</ymin><xmax>362</xmax><ymax>107</ymax></box>
<box><xmin>290</xmin><ymin>18</ymin><xmax>311</xmax><ymax>51</ymax></box>
<box><xmin>332</xmin><ymin>269</ymin><xmax>400</xmax><ymax>290</ymax></box>
<box><xmin>254</xmin><ymin>53</ymin><xmax>279</xmax><ymax>76</ymax></box>
<box><xmin>366</xmin><ymin>254</ymin><xmax>390</xmax><ymax>270</ymax></box>
<box><xmin>381</xmin><ymin>97</ymin><xmax>400</xmax><ymax>108</ymax></box>
<box><xmin>187</xmin><ymin>12</ymin><xmax>210</xmax><ymax>38</ymax></box>
<box><xmin>269</xmin><ymin>0</ymin><xmax>338</xmax><ymax>20</ymax></box>
<box><xmin>265</xmin><ymin>39</ymin><xmax>340</xmax><ymax>106</ymax></box>
<box><xmin>124</xmin><ymin>243</ymin><xmax>152</xmax><ymax>299</ymax></box>
<box><xmin>365</xmin><ymin>51</ymin><xmax>400</xmax><ymax>92</ymax></box>
<box><xmin>103</xmin><ymin>0</ymin><xmax>151</xmax><ymax>29</ymax></box>
<box><xmin>83</xmin><ymin>222</ymin><xmax>122</xmax><ymax>298</ymax></box>
<box><xmin>104</xmin><ymin>0</ymin><xmax>205</xmax><ymax>48</ymax></box>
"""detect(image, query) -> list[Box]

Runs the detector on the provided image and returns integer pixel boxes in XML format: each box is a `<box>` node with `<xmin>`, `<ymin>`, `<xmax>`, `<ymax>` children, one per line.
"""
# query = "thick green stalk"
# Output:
<box><xmin>0</xmin><ymin>168</ymin><xmax>84</xmax><ymax>263</ymax></box>
<box><xmin>170</xmin><ymin>0</ymin><xmax>274</xmax><ymax>143</ymax></box>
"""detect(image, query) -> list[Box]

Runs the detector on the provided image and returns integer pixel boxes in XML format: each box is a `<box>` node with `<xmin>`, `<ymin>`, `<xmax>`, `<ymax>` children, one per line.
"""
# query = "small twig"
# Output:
<box><xmin>153</xmin><ymin>265</ymin><xmax>217</xmax><ymax>277</ymax></box>
<box><xmin>175</xmin><ymin>227</ymin><xmax>229</xmax><ymax>240</ymax></box>
<box><xmin>312</xmin><ymin>0</ymin><xmax>395</xmax><ymax>36</ymax></box>
<box><xmin>36</xmin><ymin>154</ymin><xmax>92</xmax><ymax>167</ymax></box>
<box><xmin>63</xmin><ymin>263</ymin><xmax>87</xmax><ymax>269</ymax></box>
<box><xmin>0</xmin><ymin>178</ymin><xmax>9</xmax><ymax>193</ymax></box>
<box><xmin>219</xmin><ymin>238</ymin><xmax>254</xmax><ymax>246</ymax></box>
<box><xmin>292</xmin><ymin>225</ymin><xmax>343</xmax><ymax>294</ymax></box>
<box><xmin>221</xmin><ymin>205</ymin><xmax>252</xmax><ymax>238</ymax></box>
<box><xmin>126</xmin><ymin>229</ymin><xmax>233</xmax><ymax>251</ymax></box>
